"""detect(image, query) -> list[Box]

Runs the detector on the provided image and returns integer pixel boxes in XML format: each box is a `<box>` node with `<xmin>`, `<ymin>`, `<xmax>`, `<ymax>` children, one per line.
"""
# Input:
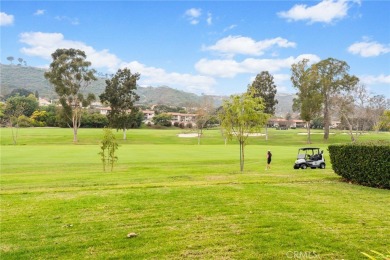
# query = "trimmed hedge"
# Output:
<box><xmin>328</xmin><ymin>141</ymin><xmax>390</xmax><ymax>189</ymax></box>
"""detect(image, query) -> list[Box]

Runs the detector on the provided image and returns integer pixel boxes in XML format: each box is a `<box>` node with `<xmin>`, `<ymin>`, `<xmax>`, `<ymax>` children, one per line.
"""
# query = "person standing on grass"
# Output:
<box><xmin>266</xmin><ymin>150</ymin><xmax>272</xmax><ymax>170</ymax></box>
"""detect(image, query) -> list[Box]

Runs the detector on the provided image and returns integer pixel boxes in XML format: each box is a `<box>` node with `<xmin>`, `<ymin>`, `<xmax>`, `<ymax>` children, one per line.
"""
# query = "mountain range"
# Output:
<box><xmin>0</xmin><ymin>64</ymin><xmax>295</xmax><ymax>116</ymax></box>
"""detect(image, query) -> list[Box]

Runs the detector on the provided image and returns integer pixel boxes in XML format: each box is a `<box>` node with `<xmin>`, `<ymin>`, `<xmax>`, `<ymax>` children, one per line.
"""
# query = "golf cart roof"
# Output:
<box><xmin>299</xmin><ymin>147</ymin><xmax>320</xmax><ymax>150</ymax></box>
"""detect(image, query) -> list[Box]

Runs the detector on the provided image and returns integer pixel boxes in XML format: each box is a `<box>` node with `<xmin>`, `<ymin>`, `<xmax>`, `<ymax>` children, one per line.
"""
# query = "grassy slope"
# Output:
<box><xmin>1</xmin><ymin>128</ymin><xmax>389</xmax><ymax>259</ymax></box>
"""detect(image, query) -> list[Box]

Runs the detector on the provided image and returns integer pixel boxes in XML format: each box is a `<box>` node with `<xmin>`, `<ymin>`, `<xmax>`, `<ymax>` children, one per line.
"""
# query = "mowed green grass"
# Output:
<box><xmin>1</xmin><ymin>128</ymin><xmax>389</xmax><ymax>259</ymax></box>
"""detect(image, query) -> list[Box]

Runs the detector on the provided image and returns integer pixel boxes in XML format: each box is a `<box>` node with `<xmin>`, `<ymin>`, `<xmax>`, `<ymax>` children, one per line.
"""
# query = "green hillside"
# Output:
<box><xmin>0</xmin><ymin>64</ymin><xmax>294</xmax><ymax>113</ymax></box>
<box><xmin>0</xmin><ymin>64</ymin><xmax>202</xmax><ymax>106</ymax></box>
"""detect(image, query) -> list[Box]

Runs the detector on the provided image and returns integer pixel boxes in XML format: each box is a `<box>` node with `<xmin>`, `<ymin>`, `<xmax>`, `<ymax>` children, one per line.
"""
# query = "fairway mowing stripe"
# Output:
<box><xmin>0</xmin><ymin>178</ymin><xmax>341</xmax><ymax>195</ymax></box>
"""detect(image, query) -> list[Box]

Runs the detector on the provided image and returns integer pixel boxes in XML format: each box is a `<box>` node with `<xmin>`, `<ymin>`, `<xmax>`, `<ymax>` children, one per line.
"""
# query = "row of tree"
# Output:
<box><xmin>42</xmin><ymin>49</ymin><xmax>218</xmax><ymax>142</ymax></box>
<box><xmin>291</xmin><ymin>58</ymin><xmax>389</xmax><ymax>143</ymax></box>
<box><xmin>4</xmin><ymin>48</ymin><xmax>389</xmax><ymax>150</ymax></box>
<box><xmin>6</xmin><ymin>56</ymin><xmax>27</xmax><ymax>66</ymax></box>
<box><xmin>3</xmin><ymin>48</ymin><xmax>389</xmax><ymax>172</ymax></box>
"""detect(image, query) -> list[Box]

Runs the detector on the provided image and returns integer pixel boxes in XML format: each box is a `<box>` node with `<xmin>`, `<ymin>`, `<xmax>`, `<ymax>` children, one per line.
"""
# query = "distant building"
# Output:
<box><xmin>38</xmin><ymin>97</ymin><xmax>51</xmax><ymax>106</ymax></box>
<box><xmin>267</xmin><ymin>118</ymin><xmax>307</xmax><ymax>128</ymax></box>
<box><xmin>98</xmin><ymin>107</ymin><xmax>111</xmax><ymax>115</ymax></box>
<box><xmin>97</xmin><ymin>106</ymin><xmax>200</xmax><ymax>126</ymax></box>
<box><xmin>330</xmin><ymin>121</ymin><xmax>341</xmax><ymax>129</ymax></box>
<box><xmin>168</xmin><ymin>112</ymin><xmax>197</xmax><ymax>126</ymax></box>
<box><xmin>143</xmin><ymin>110</ymin><xmax>155</xmax><ymax>124</ymax></box>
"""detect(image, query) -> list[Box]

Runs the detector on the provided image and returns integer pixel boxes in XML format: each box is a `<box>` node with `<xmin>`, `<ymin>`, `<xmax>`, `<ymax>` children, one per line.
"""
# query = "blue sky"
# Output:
<box><xmin>1</xmin><ymin>0</ymin><xmax>389</xmax><ymax>98</ymax></box>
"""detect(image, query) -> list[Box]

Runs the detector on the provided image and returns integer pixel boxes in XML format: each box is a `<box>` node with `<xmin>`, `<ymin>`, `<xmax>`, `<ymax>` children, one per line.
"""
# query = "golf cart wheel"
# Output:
<box><xmin>319</xmin><ymin>163</ymin><xmax>325</xmax><ymax>169</ymax></box>
<box><xmin>301</xmin><ymin>164</ymin><xmax>307</xmax><ymax>169</ymax></box>
<box><xmin>294</xmin><ymin>165</ymin><xmax>299</xmax><ymax>169</ymax></box>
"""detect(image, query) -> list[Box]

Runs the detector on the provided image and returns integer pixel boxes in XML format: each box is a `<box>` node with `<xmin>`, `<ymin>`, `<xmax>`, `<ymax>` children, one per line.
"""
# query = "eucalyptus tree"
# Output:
<box><xmin>291</xmin><ymin>59</ymin><xmax>322</xmax><ymax>144</ymax></box>
<box><xmin>6</xmin><ymin>56</ymin><xmax>14</xmax><ymax>64</ymax></box>
<box><xmin>311</xmin><ymin>58</ymin><xmax>359</xmax><ymax>140</ymax></box>
<box><xmin>4</xmin><ymin>88</ymin><xmax>33</xmax><ymax>99</ymax></box>
<box><xmin>333</xmin><ymin>84</ymin><xmax>387</xmax><ymax>141</ymax></box>
<box><xmin>3</xmin><ymin>94</ymin><xmax>38</xmax><ymax>144</ymax></box>
<box><xmin>368</xmin><ymin>94</ymin><xmax>388</xmax><ymax>131</ymax></box>
<box><xmin>195</xmin><ymin>95</ymin><xmax>215</xmax><ymax>145</ymax></box>
<box><xmin>219</xmin><ymin>91</ymin><xmax>268</xmax><ymax>172</ymax></box>
<box><xmin>4</xmin><ymin>94</ymin><xmax>38</xmax><ymax>117</ymax></box>
<box><xmin>376</xmin><ymin>110</ymin><xmax>390</xmax><ymax>131</ymax></box>
<box><xmin>248</xmin><ymin>71</ymin><xmax>278</xmax><ymax>140</ymax></box>
<box><xmin>44</xmin><ymin>48</ymin><xmax>97</xmax><ymax>142</ymax></box>
<box><xmin>99</xmin><ymin>68</ymin><xmax>140</xmax><ymax>140</ymax></box>
<box><xmin>332</xmin><ymin>94</ymin><xmax>356</xmax><ymax>142</ymax></box>
<box><xmin>4</xmin><ymin>98</ymin><xmax>25</xmax><ymax>145</ymax></box>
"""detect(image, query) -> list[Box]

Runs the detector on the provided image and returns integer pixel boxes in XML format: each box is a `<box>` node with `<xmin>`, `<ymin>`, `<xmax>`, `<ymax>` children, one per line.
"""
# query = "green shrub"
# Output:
<box><xmin>81</xmin><ymin>112</ymin><xmax>109</xmax><ymax>128</ymax></box>
<box><xmin>328</xmin><ymin>141</ymin><xmax>390</xmax><ymax>189</ymax></box>
<box><xmin>99</xmin><ymin>128</ymin><xmax>118</xmax><ymax>172</ymax></box>
<box><xmin>16</xmin><ymin>115</ymin><xmax>34</xmax><ymax>127</ymax></box>
<box><xmin>152</xmin><ymin>113</ymin><xmax>172</xmax><ymax>127</ymax></box>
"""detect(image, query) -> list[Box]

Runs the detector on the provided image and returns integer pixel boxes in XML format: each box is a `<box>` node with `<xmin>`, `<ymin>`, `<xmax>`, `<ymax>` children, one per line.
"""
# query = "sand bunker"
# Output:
<box><xmin>177</xmin><ymin>133</ymin><xmax>199</xmax><ymax>138</ymax></box>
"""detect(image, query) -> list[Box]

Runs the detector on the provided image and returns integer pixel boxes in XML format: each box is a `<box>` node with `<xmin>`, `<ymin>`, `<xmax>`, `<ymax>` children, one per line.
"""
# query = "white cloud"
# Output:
<box><xmin>195</xmin><ymin>59</ymin><xmax>244</xmax><ymax>78</ymax></box>
<box><xmin>207</xmin><ymin>12</ymin><xmax>212</xmax><ymax>25</ymax></box>
<box><xmin>0</xmin><ymin>12</ymin><xmax>14</xmax><ymax>26</ymax></box>
<box><xmin>184</xmin><ymin>8</ymin><xmax>202</xmax><ymax>25</ymax></box>
<box><xmin>278</xmin><ymin>0</ymin><xmax>359</xmax><ymax>24</ymax></box>
<box><xmin>204</xmin><ymin>36</ymin><xmax>296</xmax><ymax>57</ymax></box>
<box><xmin>55</xmin><ymin>16</ymin><xmax>79</xmax><ymax>25</ymax></box>
<box><xmin>184</xmin><ymin>8</ymin><xmax>213</xmax><ymax>26</ymax></box>
<box><xmin>274</xmin><ymin>74</ymin><xmax>292</xmax><ymax>93</ymax></box>
<box><xmin>359</xmin><ymin>74</ymin><xmax>390</xmax><ymax>85</ymax></box>
<box><xmin>359</xmin><ymin>74</ymin><xmax>390</xmax><ymax>96</ymax></box>
<box><xmin>18</xmin><ymin>31</ymin><xmax>217</xmax><ymax>94</ymax></box>
<box><xmin>348</xmin><ymin>40</ymin><xmax>390</xmax><ymax>57</ymax></box>
<box><xmin>123</xmin><ymin>61</ymin><xmax>216</xmax><ymax>94</ymax></box>
<box><xmin>19</xmin><ymin>32</ymin><xmax>121</xmax><ymax>72</ymax></box>
<box><xmin>223</xmin><ymin>24</ymin><xmax>237</xmax><ymax>32</ymax></box>
<box><xmin>34</xmin><ymin>9</ymin><xmax>46</xmax><ymax>16</ymax></box>
<box><xmin>249</xmin><ymin>73</ymin><xmax>291</xmax><ymax>93</ymax></box>
<box><xmin>195</xmin><ymin>54</ymin><xmax>320</xmax><ymax>78</ymax></box>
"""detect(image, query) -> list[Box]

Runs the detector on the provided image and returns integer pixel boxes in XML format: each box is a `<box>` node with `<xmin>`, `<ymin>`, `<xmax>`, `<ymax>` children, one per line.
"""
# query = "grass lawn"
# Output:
<box><xmin>1</xmin><ymin>127</ymin><xmax>389</xmax><ymax>259</ymax></box>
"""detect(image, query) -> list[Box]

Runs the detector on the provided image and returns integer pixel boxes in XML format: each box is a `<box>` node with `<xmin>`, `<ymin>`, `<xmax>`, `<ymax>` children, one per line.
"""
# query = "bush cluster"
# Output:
<box><xmin>81</xmin><ymin>112</ymin><xmax>109</xmax><ymax>128</ymax></box>
<box><xmin>328</xmin><ymin>141</ymin><xmax>390</xmax><ymax>189</ymax></box>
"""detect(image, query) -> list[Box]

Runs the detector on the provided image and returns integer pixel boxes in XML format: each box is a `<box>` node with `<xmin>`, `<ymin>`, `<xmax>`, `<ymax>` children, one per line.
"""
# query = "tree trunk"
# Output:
<box><xmin>307</xmin><ymin>122</ymin><xmax>311</xmax><ymax>144</ymax></box>
<box><xmin>240</xmin><ymin>141</ymin><xmax>245</xmax><ymax>172</ymax></box>
<box><xmin>197</xmin><ymin>128</ymin><xmax>202</xmax><ymax>145</ymax></box>
<box><xmin>265</xmin><ymin>125</ymin><xmax>268</xmax><ymax>141</ymax></box>
<box><xmin>323</xmin><ymin>95</ymin><xmax>330</xmax><ymax>140</ymax></box>
<box><xmin>123</xmin><ymin>128</ymin><xmax>127</xmax><ymax>140</ymax></box>
<box><xmin>73</xmin><ymin>125</ymin><xmax>78</xmax><ymax>142</ymax></box>
<box><xmin>72</xmin><ymin>109</ymin><xmax>80</xmax><ymax>143</ymax></box>
<box><xmin>72</xmin><ymin>114</ymin><xmax>78</xmax><ymax>143</ymax></box>
<box><xmin>11</xmin><ymin>121</ymin><xmax>19</xmax><ymax>145</ymax></box>
<box><xmin>342</xmin><ymin>114</ymin><xmax>355</xmax><ymax>142</ymax></box>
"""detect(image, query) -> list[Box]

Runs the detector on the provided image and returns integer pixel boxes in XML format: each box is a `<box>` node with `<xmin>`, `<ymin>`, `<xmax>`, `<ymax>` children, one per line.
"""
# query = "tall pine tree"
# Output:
<box><xmin>248</xmin><ymin>71</ymin><xmax>278</xmax><ymax>140</ymax></box>
<box><xmin>99</xmin><ymin>68</ymin><xmax>140</xmax><ymax>140</ymax></box>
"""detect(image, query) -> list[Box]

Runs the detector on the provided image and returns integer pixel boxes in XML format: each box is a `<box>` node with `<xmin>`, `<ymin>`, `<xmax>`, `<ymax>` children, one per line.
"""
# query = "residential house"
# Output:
<box><xmin>168</xmin><ymin>112</ymin><xmax>197</xmax><ymax>126</ymax></box>
<box><xmin>98</xmin><ymin>107</ymin><xmax>111</xmax><ymax>115</ymax></box>
<box><xmin>267</xmin><ymin>118</ymin><xmax>307</xmax><ymax>128</ymax></box>
<box><xmin>97</xmin><ymin>107</ymin><xmax>197</xmax><ymax>126</ymax></box>
<box><xmin>143</xmin><ymin>110</ymin><xmax>155</xmax><ymax>124</ymax></box>
<box><xmin>38</xmin><ymin>97</ymin><xmax>52</xmax><ymax>106</ymax></box>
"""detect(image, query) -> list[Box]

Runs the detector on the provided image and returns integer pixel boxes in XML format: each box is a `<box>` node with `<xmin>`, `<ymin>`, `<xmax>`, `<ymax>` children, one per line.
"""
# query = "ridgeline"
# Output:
<box><xmin>0</xmin><ymin>64</ymin><xmax>294</xmax><ymax>114</ymax></box>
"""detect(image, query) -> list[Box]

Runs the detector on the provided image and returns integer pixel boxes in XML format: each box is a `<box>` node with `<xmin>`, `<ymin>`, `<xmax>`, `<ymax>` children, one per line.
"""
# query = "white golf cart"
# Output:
<box><xmin>293</xmin><ymin>147</ymin><xmax>326</xmax><ymax>169</ymax></box>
